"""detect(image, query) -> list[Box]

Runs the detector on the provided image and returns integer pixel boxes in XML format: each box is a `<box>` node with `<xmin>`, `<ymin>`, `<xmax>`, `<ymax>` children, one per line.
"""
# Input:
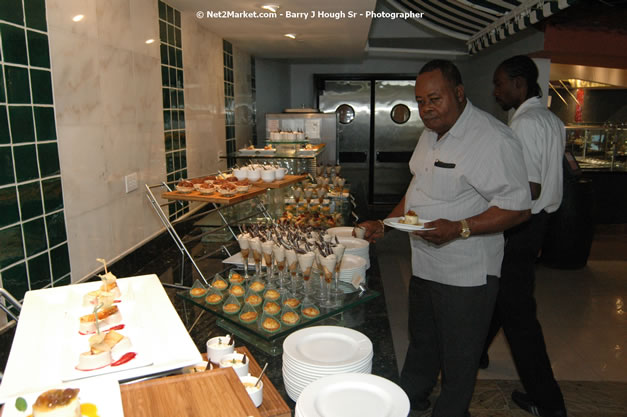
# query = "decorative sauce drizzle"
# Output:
<box><xmin>111</xmin><ymin>352</ymin><xmax>136</xmax><ymax>367</ymax></box>
<box><xmin>78</xmin><ymin>323</ymin><xmax>125</xmax><ymax>335</ymax></box>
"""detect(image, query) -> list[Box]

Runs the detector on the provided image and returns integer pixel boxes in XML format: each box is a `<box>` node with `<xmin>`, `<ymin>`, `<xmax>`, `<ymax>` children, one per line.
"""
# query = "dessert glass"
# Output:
<box><xmin>261</xmin><ymin>240</ymin><xmax>274</xmax><ymax>282</ymax></box>
<box><xmin>272</xmin><ymin>244</ymin><xmax>287</xmax><ymax>294</ymax></box>
<box><xmin>285</xmin><ymin>249</ymin><xmax>301</xmax><ymax>293</ymax></box>
<box><xmin>250</xmin><ymin>238</ymin><xmax>263</xmax><ymax>280</ymax></box>
<box><xmin>297</xmin><ymin>251</ymin><xmax>316</xmax><ymax>303</ymax></box>
<box><xmin>237</xmin><ymin>234</ymin><xmax>250</xmax><ymax>281</ymax></box>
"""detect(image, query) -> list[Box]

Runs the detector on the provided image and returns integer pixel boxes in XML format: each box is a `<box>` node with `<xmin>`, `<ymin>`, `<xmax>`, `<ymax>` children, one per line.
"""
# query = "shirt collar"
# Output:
<box><xmin>513</xmin><ymin>96</ymin><xmax>543</xmax><ymax>119</ymax></box>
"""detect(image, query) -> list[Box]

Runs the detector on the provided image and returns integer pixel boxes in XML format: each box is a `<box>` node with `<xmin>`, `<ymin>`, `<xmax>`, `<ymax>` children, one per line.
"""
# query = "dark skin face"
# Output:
<box><xmin>415</xmin><ymin>69</ymin><xmax>466</xmax><ymax>139</ymax></box>
<box><xmin>492</xmin><ymin>67</ymin><xmax>526</xmax><ymax>111</ymax></box>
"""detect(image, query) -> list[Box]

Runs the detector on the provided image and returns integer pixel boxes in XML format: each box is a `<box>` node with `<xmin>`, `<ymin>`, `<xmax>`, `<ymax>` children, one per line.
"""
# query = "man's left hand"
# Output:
<box><xmin>412</xmin><ymin>218</ymin><xmax>460</xmax><ymax>245</ymax></box>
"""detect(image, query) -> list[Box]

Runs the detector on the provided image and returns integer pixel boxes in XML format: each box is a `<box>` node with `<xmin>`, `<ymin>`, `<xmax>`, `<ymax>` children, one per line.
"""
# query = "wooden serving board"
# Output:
<box><xmin>250</xmin><ymin>174</ymin><xmax>308</xmax><ymax>189</ymax></box>
<box><xmin>120</xmin><ymin>367</ymin><xmax>262</xmax><ymax>417</ymax></box>
<box><xmin>162</xmin><ymin>186</ymin><xmax>267</xmax><ymax>204</ymax></box>
<box><xmin>210</xmin><ymin>347</ymin><xmax>291</xmax><ymax>417</ymax></box>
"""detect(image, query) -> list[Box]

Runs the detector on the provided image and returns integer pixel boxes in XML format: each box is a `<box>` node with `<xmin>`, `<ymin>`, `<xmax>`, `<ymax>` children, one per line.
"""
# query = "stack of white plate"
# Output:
<box><xmin>282</xmin><ymin>326</ymin><xmax>373</xmax><ymax>402</ymax></box>
<box><xmin>326</xmin><ymin>226</ymin><xmax>354</xmax><ymax>238</ymax></box>
<box><xmin>338</xmin><ymin>254</ymin><xmax>367</xmax><ymax>287</ymax></box>
<box><xmin>295</xmin><ymin>373</ymin><xmax>410</xmax><ymax>417</ymax></box>
<box><xmin>336</xmin><ymin>236</ymin><xmax>370</xmax><ymax>269</ymax></box>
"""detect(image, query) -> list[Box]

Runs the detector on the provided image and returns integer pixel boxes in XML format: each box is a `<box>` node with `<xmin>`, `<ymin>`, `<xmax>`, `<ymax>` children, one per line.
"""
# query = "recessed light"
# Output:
<box><xmin>262</xmin><ymin>4</ymin><xmax>280</xmax><ymax>13</ymax></box>
<box><xmin>284</xmin><ymin>33</ymin><xmax>296</xmax><ymax>39</ymax></box>
<box><xmin>145</xmin><ymin>39</ymin><xmax>155</xmax><ymax>44</ymax></box>
<box><xmin>72</xmin><ymin>14</ymin><xmax>84</xmax><ymax>22</ymax></box>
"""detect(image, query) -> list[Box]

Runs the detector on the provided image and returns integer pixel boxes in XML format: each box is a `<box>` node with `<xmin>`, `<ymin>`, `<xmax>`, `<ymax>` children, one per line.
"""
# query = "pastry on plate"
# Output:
<box><xmin>249</xmin><ymin>281</ymin><xmax>265</xmax><ymax>292</ymax></box>
<box><xmin>223</xmin><ymin>303</ymin><xmax>240</xmax><ymax>314</ymax></box>
<box><xmin>212</xmin><ymin>279</ymin><xmax>228</xmax><ymax>290</ymax></box>
<box><xmin>33</xmin><ymin>388</ymin><xmax>81</xmax><ymax>417</ymax></box>
<box><xmin>283</xmin><ymin>298</ymin><xmax>301</xmax><ymax>308</ymax></box>
<box><xmin>262</xmin><ymin>317</ymin><xmax>280</xmax><ymax>332</ymax></box>
<box><xmin>245</xmin><ymin>294</ymin><xmax>262</xmax><ymax>306</ymax></box>
<box><xmin>263</xmin><ymin>289</ymin><xmax>280</xmax><ymax>301</ymax></box>
<box><xmin>190</xmin><ymin>287</ymin><xmax>206</xmax><ymax>297</ymax></box>
<box><xmin>229</xmin><ymin>285</ymin><xmax>245</xmax><ymax>297</ymax></box>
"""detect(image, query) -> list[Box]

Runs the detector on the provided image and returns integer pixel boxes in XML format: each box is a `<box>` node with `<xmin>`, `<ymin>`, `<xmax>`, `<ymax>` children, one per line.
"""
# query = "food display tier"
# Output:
<box><xmin>161</xmin><ymin>175</ymin><xmax>309</xmax><ymax>204</ymax></box>
<box><xmin>229</xmin><ymin>146</ymin><xmax>325</xmax><ymax>159</ymax></box>
<box><xmin>177</xmin><ymin>275</ymin><xmax>379</xmax><ymax>354</ymax></box>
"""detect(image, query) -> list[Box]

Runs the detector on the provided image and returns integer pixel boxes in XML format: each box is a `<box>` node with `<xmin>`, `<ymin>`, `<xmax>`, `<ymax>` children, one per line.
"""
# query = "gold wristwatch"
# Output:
<box><xmin>460</xmin><ymin>219</ymin><xmax>471</xmax><ymax>239</ymax></box>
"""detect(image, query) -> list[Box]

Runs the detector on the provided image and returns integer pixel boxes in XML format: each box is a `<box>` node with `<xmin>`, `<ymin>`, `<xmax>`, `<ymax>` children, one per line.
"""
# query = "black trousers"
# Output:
<box><xmin>484</xmin><ymin>211</ymin><xmax>565</xmax><ymax>410</ymax></box>
<box><xmin>400</xmin><ymin>275</ymin><xmax>498</xmax><ymax>417</ymax></box>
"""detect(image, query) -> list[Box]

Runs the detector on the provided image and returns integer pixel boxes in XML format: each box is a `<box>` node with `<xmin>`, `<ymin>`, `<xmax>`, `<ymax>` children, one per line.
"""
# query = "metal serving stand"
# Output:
<box><xmin>145</xmin><ymin>178</ymin><xmax>274</xmax><ymax>290</ymax></box>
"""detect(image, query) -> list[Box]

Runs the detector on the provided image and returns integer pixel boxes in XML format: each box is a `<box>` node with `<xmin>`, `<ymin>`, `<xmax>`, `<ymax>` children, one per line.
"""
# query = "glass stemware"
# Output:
<box><xmin>273</xmin><ymin>244</ymin><xmax>287</xmax><ymax>294</ymax></box>
<box><xmin>237</xmin><ymin>234</ymin><xmax>250</xmax><ymax>281</ymax></box>
<box><xmin>298</xmin><ymin>251</ymin><xmax>316</xmax><ymax>303</ymax></box>
<box><xmin>285</xmin><ymin>249</ymin><xmax>301</xmax><ymax>294</ymax></box>
<box><xmin>261</xmin><ymin>240</ymin><xmax>274</xmax><ymax>283</ymax></box>
<box><xmin>331</xmin><ymin>243</ymin><xmax>346</xmax><ymax>303</ymax></box>
<box><xmin>250</xmin><ymin>238</ymin><xmax>263</xmax><ymax>281</ymax></box>
<box><xmin>319</xmin><ymin>253</ymin><xmax>337</xmax><ymax>308</ymax></box>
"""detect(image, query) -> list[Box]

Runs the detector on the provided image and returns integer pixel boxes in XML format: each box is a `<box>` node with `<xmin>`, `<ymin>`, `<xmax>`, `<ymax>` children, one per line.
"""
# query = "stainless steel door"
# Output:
<box><xmin>373</xmin><ymin>81</ymin><xmax>423</xmax><ymax>203</ymax></box>
<box><xmin>319</xmin><ymin>81</ymin><xmax>371</xmax><ymax>202</ymax></box>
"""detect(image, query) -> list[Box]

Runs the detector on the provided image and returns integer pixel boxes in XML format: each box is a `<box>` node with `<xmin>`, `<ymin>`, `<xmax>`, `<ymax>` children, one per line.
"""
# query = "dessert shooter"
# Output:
<box><xmin>318</xmin><ymin>253</ymin><xmax>338</xmax><ymax>308</ymax></box>
<box><xmin>331</xmin><ymin>243</ymin><xmax>346</xmax><ymax>300</ymax></box>
<box><xmin>206</xmin><ymin>335</ymin><xmax>234</xmax><ymax>364</ymax></box>
<box><xmin>250</xmin><ymin>237</ymin><xmax>263</xmax><ymax>280</ymax></box>
<box><xmin>272</xmin><ymin>243</ymin><xmax>286</xmax><ymax>292</ymax></box>
<box><xmin>285</xmin><ymin>248</ymin><xmax>301</xmax><ymax>293</ymax></box>
<box><xmin>237</xmin><ymin>233</ymin><xmax>251</xmax><ymax>281</ymax></box>
<box><xmin>239</xmin><ymin>375</ymin><xmax>263</xmax><ymax>407</ymax></box>
<box><xmin>297</xmin><ymin>251</ymin><xmax>316</xmax><ymax>303</ymax></box>
<box><xmin>261</xmin><ymin>240</ymin><xmax>274</xmax><ymax>282</ymax></box>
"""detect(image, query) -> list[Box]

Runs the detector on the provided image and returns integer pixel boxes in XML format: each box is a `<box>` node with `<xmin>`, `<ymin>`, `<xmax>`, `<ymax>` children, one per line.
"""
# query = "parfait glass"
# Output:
<box><xmin>317</xmin><ymin>187</ymin><xmax>327</xmax><ymax>204</ymax></box>
<box><xmin>250</xmin><ymin>238</ymin><xmax>263</xmax><ymax>281</ymax></box>
<box><xmin>293</xmin><ymin>187</ymin><xmax>302</xmax><ymax>204</ymax></box>
<box><xmin>297</xmin><ymin>251</ymin><xmax>316</xmax><ymax>303</ymax></box>
<box><xmin>304</xmin><ymin>188</ymin><xmax>313</xmax><ymax>204</ymax></box>
<box><xmin>273</xmin><ymin>244</ymin><xmax>287</xmax><ymax>293</ymax></box>
<box><xmin>331</xmin><ymin>244</ymin><xmax>346</xmax><ymax>303</ymax></box>
<box><xmin>319</xmin><ymin>253</ymin><xmax>338</xmax><ymax>308</ymax></box>
<box><xmin>285</xmin><ymin>249</ymin><xmax>301</xmax><ymax>294</ymax></box>
<box><xmin>261</xmin><ymin>240</ymin><xmax>274</xmax><ymax>283</ymax></box>
<box><xmin>237</xmin><ymin>234</ymin><xmax>250</xmax><ymax>281</ymax></box>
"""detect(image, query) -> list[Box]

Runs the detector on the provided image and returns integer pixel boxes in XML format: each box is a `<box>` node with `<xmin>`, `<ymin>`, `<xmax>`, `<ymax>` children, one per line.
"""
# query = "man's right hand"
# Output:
<box><xmin>358</xmin><ymin>220</ymin><xmax>384</xmax><ymax>243</ymax></box>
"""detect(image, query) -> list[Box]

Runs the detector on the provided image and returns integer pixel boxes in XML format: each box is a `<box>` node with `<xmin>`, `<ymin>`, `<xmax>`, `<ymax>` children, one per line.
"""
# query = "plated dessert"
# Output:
<box><xmin>32</xmin><ymin>388</ymin><xmax>81</xmax><ymax>417</ymax></box>
<box><xmin>79</xmin><ymin>305</ymin><xmax>122</xmax><ymax>335</ymax></box>
<box><xmin>76</xmin><ymin>329</ymin><xmax>134</xmax><ymax>371</ymax></box>
<box><xmin>399</xmin><ymin>210</ymin><xmax>420</xmax><ymax>225</ymax></box>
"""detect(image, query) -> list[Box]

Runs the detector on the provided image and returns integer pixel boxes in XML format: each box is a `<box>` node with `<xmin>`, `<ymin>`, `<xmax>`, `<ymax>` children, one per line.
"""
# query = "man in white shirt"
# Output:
<box><xmin>483</xmin><ymin>55</ymin><xmax>567</xmax><ymax>417</ymax></box>
<box><xmin>361</xmin><ymin>60</ymin><xmax>531</xmax><ymax>417</ymax></box>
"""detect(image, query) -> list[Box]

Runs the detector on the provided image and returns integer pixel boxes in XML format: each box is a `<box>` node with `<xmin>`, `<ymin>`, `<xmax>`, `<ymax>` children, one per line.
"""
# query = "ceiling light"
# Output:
<box><xmin>284</xmin><ymin>33</ymin><xmax>296</xmax><ymax>39</ymax></box>
<box><xmin>72</xmin><ymin>14</ymin><xmax>84</xmax><ymax>22</ymax></box>
<box><xmin>145</xmin><ymin>39</ymin><xmax>155</xmax><ymax>44</ymax></box>
<box><xmin>262</xmin><ymin>4</ymin><xmax>280</xmax><ymax>13</ymax></box>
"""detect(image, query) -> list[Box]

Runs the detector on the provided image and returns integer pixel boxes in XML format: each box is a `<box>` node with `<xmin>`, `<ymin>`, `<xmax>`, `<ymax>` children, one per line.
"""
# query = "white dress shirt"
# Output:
<box><xmin>405</xmin><ymin>100</ymin><xmax>531</xmax><ymax>287</ymax></box>
<box><xmin>510</xmin><ymin>96</ymin><xmax>565</xmax><ymax>214</ymax></box>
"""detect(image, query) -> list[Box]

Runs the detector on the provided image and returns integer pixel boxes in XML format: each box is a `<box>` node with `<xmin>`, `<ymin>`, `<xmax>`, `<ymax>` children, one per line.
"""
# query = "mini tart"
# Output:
<box><xmin>402</xmin><ymin>210</ymin><xmax>419</xmax><ymax>225</ymax></box>
<box><xmin>223</xmin><ymin>303</ymin><xmax>240</xmax><ymax>314</ymax></box>
<box><xmin>263</xmin><ymin>289</ymin><xmax>280</xmax><ymax>301</ymax></box>
<box><xmin>302</xmin><ymin>307</ymin><xmax>320</xmax><ymax>318</ymax></box>
<box><xmin>205</xmin><ymin>293</ymin><xmax>223</xmax><ymax>304</ymax></box>
<box><xmin>249</xmin><ymin>281</ymin><xmax>265</xmax><ymax>292</ymax></box>
<box><xmin>245</xmin><ymin>294</ymin><xmax>262</xmax><ymax>306</ymax></box>
<box><xmin>263</xmin><ymin>301</ymin><xmax>281</xmax><ymax>315</ymax></box>
<box><xmin>284</xmin><ymin>298</ymin><xmax>301</xmax><ymax>308</ymax></box>
<box><xmin>212</xmin><ymin>279</ymin><xmax>228</xmax><ymax>290</ymax></box>
<box><xmin>239</xmin><ymin>311</ymin><xmax>258</xmax><ymax>323</ymax></box>
<box><xmin>262</xmin><ymin>317</ymin><xmax>280</xmax><ymax>332</ymax></box>
<box><xmin>190</xmin><ymin>287</ymin><xmax>206</xmax><ymax>298</ymax></box>
<box><xmin>229</xmin><ymin>285</ymin><xmax>245</xmax><ymax>297</ymax></box>
<box><xmin>281</xmin><ymin>311</ymin><xmax>300</xmax><ymax>325</ymax></box>
<box><xmin>229</xmin><ymin>272</ymin><xmax>244</xmax><ymax>283</ymax></box>
<box><xmin>33</xmin><ymin>388</ymin><xmax>80</xmax><ymax>417</ymax></box>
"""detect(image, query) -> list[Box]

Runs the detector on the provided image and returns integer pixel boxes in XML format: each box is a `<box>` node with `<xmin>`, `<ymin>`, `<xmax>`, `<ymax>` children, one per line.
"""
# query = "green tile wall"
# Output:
<box><xmin>158</xmin><ymin>0</ymin><xmax>188</xmax><ymax>220</ymax></box>
<box><xmin>223</xmin><ymin>40</ymin><xmax>235</xmax><ymax>167</ymax></box>
<box><xmin>0</xmin><ymin>0</ymin><xmax>70</xmax><ymax>301</ymax></box>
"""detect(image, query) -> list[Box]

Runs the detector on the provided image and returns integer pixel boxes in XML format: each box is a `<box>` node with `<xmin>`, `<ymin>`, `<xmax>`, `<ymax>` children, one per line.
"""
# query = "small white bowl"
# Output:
<box><xmin>182</xmin><ymin>361</ymin><xmax>212</xmax><ymax>374</ymax></box>
<box><xmin>219</xmin><ymin>352</ymin><xmax>249</xmax><ymax>376</ymax></box>
<box><xmin>233</xmin><ymin>168</ymin><xmax>248</xmax><ymax>181</ymax></box>
<box><xmin>206</xmin><ymin>336</ymin><xmax>234</xmax><ymax>364</ymax></box>
<box><xmin>239</xmin><ymin>374</ymin><xmax>263</xmax><ymax>407</ymax></box>
<box><xmin>261</xmin><ymin>169</ymin><xmax>276</xmax><ymax>183</ymax></box>
<box><xmin>275</xmin><ymin>167</ymin><xmax>286</xmax><ymax>180</ymax></box>
<box><xmin>247</xmin><ymin>169</ymin><xmax>261</xmax><ymax>182</ymax></box>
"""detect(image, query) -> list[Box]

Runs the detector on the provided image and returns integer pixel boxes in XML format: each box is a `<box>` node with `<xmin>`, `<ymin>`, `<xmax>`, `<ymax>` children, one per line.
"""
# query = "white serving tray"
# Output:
<box><xmin>0</xmin><ymin>274</ymin><xmax>202</xmax><ymax>402</ymax></box>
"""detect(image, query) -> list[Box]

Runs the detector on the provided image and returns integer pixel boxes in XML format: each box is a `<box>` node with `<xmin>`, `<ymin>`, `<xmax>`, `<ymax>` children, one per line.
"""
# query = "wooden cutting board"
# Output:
<box><xmin>120</xmin><ymin>367</ymin><xmax>262</xmax><ymax>417</ymax></box>
<box><xmin>161</xmin><ymin>186</ymin><xmax>267</xmax><ymax>204</ymax></box>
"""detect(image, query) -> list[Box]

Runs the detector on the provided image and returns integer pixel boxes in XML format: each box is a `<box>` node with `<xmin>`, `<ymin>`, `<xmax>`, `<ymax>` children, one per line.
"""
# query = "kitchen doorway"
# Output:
<box><xmin>316</xmin><ymin>76</ymin><xmax>423</xmax><ymax>205</ymax></box>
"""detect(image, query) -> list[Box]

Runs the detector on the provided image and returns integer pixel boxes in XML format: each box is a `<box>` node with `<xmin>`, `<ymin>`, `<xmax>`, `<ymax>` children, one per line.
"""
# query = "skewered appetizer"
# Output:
<box><xmin>76</xmin><ymin>329</ymin><xmax>133</xmax><ymax>371</ymax></box>
<box><xmin>79</xmin><ymin>305</ymin><xmax>122</xmax><ymax>334</ymax></box>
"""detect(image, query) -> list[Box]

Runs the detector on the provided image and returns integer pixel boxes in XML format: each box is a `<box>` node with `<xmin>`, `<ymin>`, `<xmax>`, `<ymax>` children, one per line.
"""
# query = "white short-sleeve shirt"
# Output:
<box><xmin>509</xmin><ymin>97</ymin><xmax>565</xmax><ymax>214</ymax></box>
<box><xmin>405</xmin><ymin>100</ymin><xmax>531</xmax><ymax>287</ymax></box>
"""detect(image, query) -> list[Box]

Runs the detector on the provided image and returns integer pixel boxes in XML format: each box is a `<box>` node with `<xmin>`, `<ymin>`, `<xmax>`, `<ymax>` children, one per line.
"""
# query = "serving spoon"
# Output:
<box><xmin>255</xmin><ymin>362</ymin><xmax>268</xmax><ymax>388</ymax></box>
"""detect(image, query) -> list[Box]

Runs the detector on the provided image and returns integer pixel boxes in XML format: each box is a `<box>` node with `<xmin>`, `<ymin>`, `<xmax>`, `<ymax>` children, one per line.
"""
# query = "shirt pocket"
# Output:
<box><xmin>428</xmin><ymin>165</ymin><xmax>463</xmax><ymax>201</ymax></box>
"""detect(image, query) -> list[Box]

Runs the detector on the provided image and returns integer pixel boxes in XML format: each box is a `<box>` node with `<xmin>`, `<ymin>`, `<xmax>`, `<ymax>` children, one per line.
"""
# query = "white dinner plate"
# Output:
<box><xmin>1</xmin><ymin>378</ymin><xmax>124</xmax><ymax>417</ymax></box>
<box><xmin>340</xmin><ymin>254</ymin><xmax>367</xmax><ymax>271</ymax></box>
<box><xmin>297</xmin><ymin>373</ymin><xmax>410</xmax><ymax>417</ymax></box>
<box><xmin>335</xmin><ymin>236</ymin><xmax>369</xmax><ymax>250</ymax></box>
<box><xmin>283</xmin><ymin>326</ymin><xmax>372</xmax><ymax>368</ymax></box>
<box><xmin>283</xmin><ymin>351</ymin><xmax>373</xmax><ymax>371</ymax></box>
<box><xmin>222</xmin><ymin>251</ymin><xmax>267</xmax><ymax>268</ymax></box>
<box><xmin>384</xmin><ymin>216</ymin><xmax>435</xmax><ymax>232</ymax></box>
